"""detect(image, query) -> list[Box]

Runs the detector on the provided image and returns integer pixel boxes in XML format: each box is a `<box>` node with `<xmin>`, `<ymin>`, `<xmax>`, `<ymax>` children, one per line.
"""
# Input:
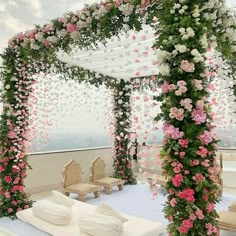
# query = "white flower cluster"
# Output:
<box><xmin>119</xmin><ymin>4</ymin><xmax>134</xmax><ymax>16</ymax></box>
<box><xmin>170</xmin><ymin>2</ymin><xmax>188</xmax><ymax>15</ymax></box>
<box><xmin>155</xmin><ymin>50</ymin><xmax>170</xmax><ymax>76</ymax></box>
<box><xmin>179</xmin><ymin>27</ymin><xmax>195</xmax><ymax>40</ymax></box>
<box><xmin>172</xmin><ymin>44</ymin><xmax>188</xmax><ymax>56</ymax></box>
<box><xmin>191</xmin><ymin>49</ymin><xmax>204</xmax><ymax>63</ymax></box>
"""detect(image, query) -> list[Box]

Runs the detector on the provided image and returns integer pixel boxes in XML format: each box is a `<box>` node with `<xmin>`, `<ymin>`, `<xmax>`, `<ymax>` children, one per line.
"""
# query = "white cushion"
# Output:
<box><xmin>32</xmin><ymin>200</ymin><xmax>71</xmax><ymax>225</ymax></box>
<box><xmin>51</xmin><ymin>190</ymin><xmax>74</xmax><ymax>207</ymax></box>
<box><xmin>96</xmin><ymin>202</ymin><xmax>128</xmax><ymax>223</ymax></box>
<box><xmin>79</xmin><ymin>212</ymin><xmax>123</xmax><ymax>236</ymax></box>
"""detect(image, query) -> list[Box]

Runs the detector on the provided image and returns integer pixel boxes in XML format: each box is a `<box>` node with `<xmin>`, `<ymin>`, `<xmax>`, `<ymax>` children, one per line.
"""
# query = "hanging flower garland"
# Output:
<box><xmin>154</xmin><ymin>0</ymin><xmax>236</xmax><ymax>235</ymax></box>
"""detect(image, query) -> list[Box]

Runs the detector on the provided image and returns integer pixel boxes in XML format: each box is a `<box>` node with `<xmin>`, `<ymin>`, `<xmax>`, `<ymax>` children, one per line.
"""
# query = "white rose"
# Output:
<box><xmin>158</xmin><ymin>64</ymin><xmax>170</xmax><ymax>76</ymax></box>
<box><xmin>170</xmin><ymin>9</ymin><xmax>175</xmax><ymax>14</ymax></box>
<box><xmin>181</xmin><ymin>34</ymin><xmax>189</xmax><ymax>40</ymax></box>
<box><xmin>35</xmin><ymin>32</ymin><xmax>44</xmax><ymax>42</ymax></box>
<box><xmin>70</xmin><ymin>31</ymin><xmax>80</xmax><ymax>41</ymax></box>
<box><xmin>179</xmin><ymin>28</ymin><xmax>185</xmax><ymax>34</ymax></box>
<box><xmin>56</xmin><ymin>29</ymin><xmax>67</xmax><ymax>37</ymax></box>
<box><xmin>192</xmin><ymin>9</ymin><xmax>200</xmax><ymax>18</ymax></box>
<box><xmin>118</xmin><ymin>99</ymin><xmax>123</xmax><ymax>104</ymax></box>
<box><xmin>200</xmin><ymin>34</ymin><xmax>208</xmax><ymax>48</ymax></box>
<box><xmin>47</xmin><ymin>36</ymin><xmax>58</xmax><ymax>44</ymax></box>
<box><xmin>174</xmin><ymin>3</ymin><xmax>181</xmax><ymax>9</ymax></box>
<box><xmin>156</xmin><ymin>49</ymin><xmax>169</xmax><ymax>63</ymax></box>
<box><xmin>193</xmin><ymin>56</ymin><xmax>204</xmax><ymax>63</ymax></box>
<box><xmin>182</xmin><ymin>5</ymin><xmax>188</xmax><ymax>9</ymax></box>
<box><xmin>191</xmin><ymin>49</ymin><xmax>199</xmax><ymax>56</ymax></box>
<box><xmin>22</xmin><ymin>38</ymin><xmax>30</xmax><ymax>48</ymax></box>
<box><xmin>118</xmin><ymin>4</ymin><xmax>134</xmax><ymax>16</ymax></box>
<box><xmin>186</xmin><ymin>27</ymin><xmax>195</xmax><ymax>37</ymax></box>
<box><xmin>30</xmin><ymin>43</ymin><xmax>40</xmax><ymax>50</ymax></box>
<box><xmin>5</xmin><ymin>85</ymin><xmax>10</xmax><ymax>90</ymax></box>
<box><xmin>175</xmin><ymin>44</ymin><xmax>187</xmax><ymax>53</ymax></box>
<box><xmin>179</xmin><ymin>9</ymin><xmax>185</xmax><ymax>14</ymax></box>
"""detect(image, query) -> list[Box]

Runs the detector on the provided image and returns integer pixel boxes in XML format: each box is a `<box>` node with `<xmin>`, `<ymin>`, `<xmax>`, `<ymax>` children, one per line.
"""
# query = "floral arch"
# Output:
<box><xmin>0</xmin><ymin>0</ymin><xmax>236</xmax><ymax>235</ymax></box>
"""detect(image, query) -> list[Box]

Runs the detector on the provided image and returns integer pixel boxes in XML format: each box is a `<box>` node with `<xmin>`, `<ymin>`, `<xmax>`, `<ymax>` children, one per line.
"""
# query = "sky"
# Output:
<box><xmin>0</xmin><ymin>0</ymin><xmax>236</xmax><ymax>53</ymax></box>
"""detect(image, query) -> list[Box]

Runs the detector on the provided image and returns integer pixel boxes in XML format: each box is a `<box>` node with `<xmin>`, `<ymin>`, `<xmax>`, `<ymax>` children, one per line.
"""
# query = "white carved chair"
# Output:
<box><xmin>62</xmin><ymin>160</ymin><xmax>101</xmax><ymax>201</ymax></box>
<box><xmin>90</xmin><ymin>157</ymin><xmax>125</xmax><ymax>194</ymax></box>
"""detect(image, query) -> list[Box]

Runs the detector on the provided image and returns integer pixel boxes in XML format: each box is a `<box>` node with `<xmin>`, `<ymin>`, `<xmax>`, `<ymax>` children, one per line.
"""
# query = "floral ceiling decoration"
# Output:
<box><xmin>0</xmin><ymin>1</ymin><xmax>236</xmax><ymax>236</ymax></box>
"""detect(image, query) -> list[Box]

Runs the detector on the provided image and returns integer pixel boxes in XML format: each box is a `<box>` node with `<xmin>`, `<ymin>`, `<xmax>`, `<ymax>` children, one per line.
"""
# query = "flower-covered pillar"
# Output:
<box><xmin>0</xmin><ymin>51</ymin><xmax>36</xmax><ymax>217</ymax></box>
<box><xmin>112</xmin><ymin>79</ymin><xmax>136</xmax><ymax>184</ymax></box>
<box><xmin>154</xmin><ymin>1</ymin><xmax>222</xmax><ymax>235</ymax></box>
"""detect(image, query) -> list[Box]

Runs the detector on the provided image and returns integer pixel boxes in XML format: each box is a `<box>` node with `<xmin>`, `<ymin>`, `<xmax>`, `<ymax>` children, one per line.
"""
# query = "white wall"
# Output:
<box><xmin>25</xmin><ymin>147</ymin><xmax>113</xmax><ymax>194</ymax></box>
<box><xmin>25</xmin><ymin>146</ymin><xmax>236</xmax><ymax>194</ymax></box>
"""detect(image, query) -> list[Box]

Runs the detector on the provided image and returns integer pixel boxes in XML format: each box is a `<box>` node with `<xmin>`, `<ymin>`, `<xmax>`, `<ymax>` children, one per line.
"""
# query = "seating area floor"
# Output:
<box><xmin>0</xmin><ymin>182</ymin><xmax>236</xmax><ymax>235</ymax></box>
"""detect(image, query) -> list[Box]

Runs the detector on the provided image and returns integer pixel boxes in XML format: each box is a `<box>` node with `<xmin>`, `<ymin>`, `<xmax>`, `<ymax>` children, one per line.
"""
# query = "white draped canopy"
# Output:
<box><xmin>58</xmin><ymin>25</ymin><xmax>158</xmax><ymax>80</ymax></box>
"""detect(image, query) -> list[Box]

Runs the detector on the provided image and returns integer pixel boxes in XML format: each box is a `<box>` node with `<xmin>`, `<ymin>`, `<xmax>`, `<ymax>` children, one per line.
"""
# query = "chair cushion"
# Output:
<box><xmin>32</xmin><ymin>200</ymin><xmax>71</xmax><ymax>225</ymax></box>
<box><xmin>94</xmin><ymin>177</ymin><xmax>123</xmax><ymax>186</ymax></box>
<box><xmin>51</xmin><ymin>190</ymin><xmax>74</xmax><ymax>207</ymax></box>
<box><xmin>96</xmin><ymin>202</ymin><xmax>128</xmax><ymax>223</ymax></box>
<box><xmin>79</xmin><ymin>212</ymin><xmax>123</xmax><ymax>236</ymax></box>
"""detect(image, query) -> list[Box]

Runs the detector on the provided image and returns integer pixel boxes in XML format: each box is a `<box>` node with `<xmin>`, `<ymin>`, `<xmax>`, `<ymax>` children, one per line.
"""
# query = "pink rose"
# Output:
<box><xmin>8</xmin><ymin>208</ymin><xmax>13</xmax><ymax>213</ymax></box>
<box><xmin>170</xmin><ymin>198</ymin><xmax>177</xmax><ymax>207</ymax></box>
<box><xmin>12</xmin><ymin>165</ymin><xmax>20</xmax><ymax>172</ymax></box>
<box><xmin>173</xmin><ymin>166</ymin><xmax>181</xmax><ymax>173</ymax></box>
<box><xmin>179</xmin><ymin>86</ymin><xmax>187</xmax><ymax>93</ymax></box>
<box><xmin>0</xmin><ymin>165</ymin><xmax>5</xmax><ymax>172</ymax></box>
<box><xmin>172</xmin><ymin>174</ymin><xmax>183</xmax><ymax>187</ymax></box>
<box><xmin>195</xmin><ymin>209</ymin><xmax>204</xmax><ymax>219</ymax></box>
<box><xmin>182</xmin><ymin>219</ymin><xmax>193</xmax><ymax>229</ymax></box>
<box><xmin>178</xmin><ymin>188</ymin><xmax>195</xmax><ymax>202</ymax></box>
<box><xmin>66</xmin><ymin>23</ymin><xmax>77</xmax><ymax>32</ymax></box>
<box><xmin>4</xmin><ymin>176</ymin><xmax>12</xmax><ymax>183</ymax></box>
<box><xmin>180</xmin><ymin>60</ymin><xmax>195</xmax><ymax>73</ymax></box>
<box><xmin>161</xmin><ymin>81</ymin><xmax>169</xmax><ymax>93</ymax></box>
<box><xmin>177</xmin><ymin>80</ymin><xmax>186</xmax><ymax>87</ymax></box>
<box><xmin>178</xmin><ymin>226</ymin><xmax>188</xmax><ymax>234</ymax></box>
<box><xmin>189</xmin><ymin>213</ymin><xmax>196</xmax><ymax>220</ymax></box>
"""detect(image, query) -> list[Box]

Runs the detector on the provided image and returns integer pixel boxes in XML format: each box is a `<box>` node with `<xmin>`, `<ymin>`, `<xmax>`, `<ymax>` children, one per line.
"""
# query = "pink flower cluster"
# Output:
<box><xmin>180</xmin><ymin>98</ymin><xmax>192</xmax><ymax>111</ymax></box>
<box><xmin>191</xmin><ymin>108</ymin><xmax>206</xmax><ymax>125</ymax></box>
<box><xmin>177</xmin><ymin>188</ymin><xmax>195</xmax><ymax>202</ymax></box>
<box><xmin>178</xmin><ymin>219</ymin><xmax>193</xmax><ymax>234</ymax></box>
<box><xmin>192</xmin><ymin>173</ymin><xmax>205</xmax><ymax>182</ymax></box>
<box><xmin>172</xmin><ymin>174</ymin><xmax>183</xmax><ymax>187</ymax></box>
<box><xmin>205</xmin><ymin>203</ymin><xmax>214</xmax><ymax>213</ymax></box>
<box><xmin>171</xmin><ymin>161</ymin><xmax>183</xmax><ymax>173</ymax></box>
<box><xmin>192</xmin><ymin>79</ymin><xmax>203</xmax><ymax>90</ymax></box>
<box><xmin>196</xmin><ymin>146</ymin><xmax>208</xmax><ymax>158</ymax></box>
<box><xmin>162</xmin><ymin>123</ymin><xmax>184</xmax><ymax>139</ymax></box>
<box><xmin>205</xmin><ymin>223</ymin><xmax>219</xmax><ymax>235</ymax></box>
<box><xmin>195</xmin><ymin>209</ymin><xmax>204</xmax><ymax>219</ymax></box>
<box><xmin>178</xmin><ymin>139</ymin><xmax>188</xmax><ymax>148</ymax></box>
<box><xmin>189</xmin><ymin>159</ymin><xmax>199</xmax><ymax>166</ymax></box>
<box><xmin>169</xmin><ymin>107</ymin><xmax>184</xmax><ymax>120</ymax></box>
<box><xmin>198</xmin><ymin>131</ymin><xmax>212</xmax><ymax>145</ymax></box>
<box><xmin>180</xmin><ymin>60</ymin><xmax>195</xmax><ymax>73</ymax></box>
<box><xmin>160</xmin><ymin>81</ymin><xmax>176</xmax><ymax>94</ymax></box>
<box><xmin>175</xmin><ymin>80</ymin><xmax>187</xmax><ymax>96</ymax></box>
<box><xmin>170</xmin><ymin>198</ymin><xmax>177</xmax><ymax>207</ymax></box>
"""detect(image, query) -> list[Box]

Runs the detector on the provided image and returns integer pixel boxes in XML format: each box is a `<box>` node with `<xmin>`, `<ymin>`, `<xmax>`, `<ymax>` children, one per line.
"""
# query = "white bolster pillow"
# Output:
<box><xmin>32</xmin><ymin>200</ymin><xmax>71</xmax><ymax>225</ymax></box>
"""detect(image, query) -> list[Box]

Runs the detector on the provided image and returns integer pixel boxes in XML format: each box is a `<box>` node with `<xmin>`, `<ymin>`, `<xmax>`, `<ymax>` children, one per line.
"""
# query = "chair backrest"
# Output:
<box><xmin>62</xmin><ymin>160</ymin><xmax>81</xmax><ymax>188</ymax></box>
<box><xmin>90</xmin><ymin>157</ymin><xmax>106</xmax><ymax>182</ymax></box>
